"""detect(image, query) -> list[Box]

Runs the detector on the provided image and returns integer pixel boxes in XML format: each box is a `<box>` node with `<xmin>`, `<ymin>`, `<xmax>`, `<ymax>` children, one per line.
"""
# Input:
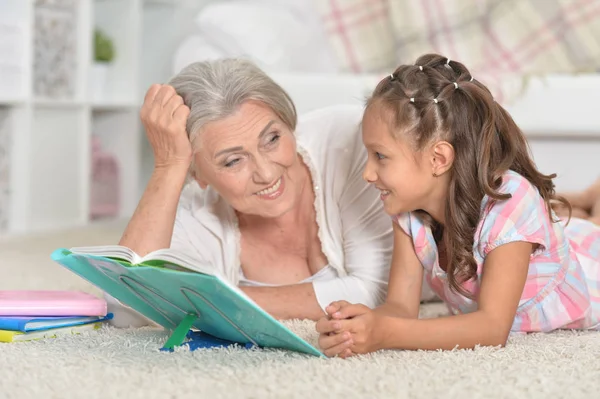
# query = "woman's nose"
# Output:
<box><xmin>253</xmin><ymin>155</ymin><xmax>276</xmax><ymax>183</ymax></box>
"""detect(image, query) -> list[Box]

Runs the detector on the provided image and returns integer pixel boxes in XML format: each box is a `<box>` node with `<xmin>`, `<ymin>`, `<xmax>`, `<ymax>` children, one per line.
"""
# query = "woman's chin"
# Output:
<box><xmin>242</xmin><ymin>194</ymin><xmax>296</xmax><ymax>219</ymax></box>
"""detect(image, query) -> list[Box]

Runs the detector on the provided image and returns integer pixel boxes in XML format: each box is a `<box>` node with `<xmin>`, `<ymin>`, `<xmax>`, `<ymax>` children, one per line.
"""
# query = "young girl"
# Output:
<box><xmin>316</xmin><ymin>54</ymin><xmax>600</xmax><ymax>358</ymax></box>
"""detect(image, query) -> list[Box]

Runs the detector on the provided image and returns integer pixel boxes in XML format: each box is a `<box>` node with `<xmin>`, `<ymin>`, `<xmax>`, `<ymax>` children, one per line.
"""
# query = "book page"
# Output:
<box><xmin>70</xmin><ymin>246</ymin><xmax>140</xmax><ymax>264</ymax></box>
<box><xmin>141</xmin><ymin>249</ymin><xmax>216</xmax><ymax>275</ymax></box>
<box><xmin>129</xmin><ymin>249</ymin><xmax>253</xmax><ymax>300</ymax></box>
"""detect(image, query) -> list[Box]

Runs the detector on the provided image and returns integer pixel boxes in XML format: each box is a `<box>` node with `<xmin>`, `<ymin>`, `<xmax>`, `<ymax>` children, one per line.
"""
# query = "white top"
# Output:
<box><xmin>239</xmin><ymin>264</ymin><xmax>338</xmax><ymax>287</ymax></box>
<box><xmin>170</xmin><ymin>104</ymin><xmax>393</xmax><ymax>310</ymax></box>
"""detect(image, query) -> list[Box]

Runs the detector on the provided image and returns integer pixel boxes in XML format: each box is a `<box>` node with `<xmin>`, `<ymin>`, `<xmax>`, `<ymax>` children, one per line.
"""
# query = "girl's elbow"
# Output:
<box><xmin>483</xmin><ymin>325</ymin><xmax>511</xmax><ymax>348</ymax></box>
<box><xmin>485</xmin><ymin>335</ymin><xmax>509</xmax><ymax>348</ymax></box>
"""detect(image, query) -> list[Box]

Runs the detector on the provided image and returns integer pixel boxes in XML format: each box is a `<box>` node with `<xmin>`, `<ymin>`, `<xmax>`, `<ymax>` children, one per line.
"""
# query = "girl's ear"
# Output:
<box><xmin>431</xmin><ymin>141</ymin><xmax>455</xmax><ymax>177</ymax></box>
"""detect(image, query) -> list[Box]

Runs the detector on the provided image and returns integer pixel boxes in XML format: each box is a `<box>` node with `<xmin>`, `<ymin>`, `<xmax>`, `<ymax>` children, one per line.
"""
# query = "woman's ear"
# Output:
<box><xmin>431</xmin><ymin>141</ymin><xmax>454</xmax><ymax>176</ymax></box>
<box><xmin>195</xmin><ymin>175</ymin><xmax>209</xmax><ymax>189</ymax></box>
<box><xmin>190</xmin><ymin>166</ymin><xmax>209</xmax><ymax>189</ymax></box>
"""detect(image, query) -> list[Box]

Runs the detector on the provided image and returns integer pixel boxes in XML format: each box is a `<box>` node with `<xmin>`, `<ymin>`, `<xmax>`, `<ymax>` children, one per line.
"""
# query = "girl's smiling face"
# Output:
<box><xmin>361</xmin><ymin>103</ymin><xmax>439</xmax><ymax>216</ymax></box>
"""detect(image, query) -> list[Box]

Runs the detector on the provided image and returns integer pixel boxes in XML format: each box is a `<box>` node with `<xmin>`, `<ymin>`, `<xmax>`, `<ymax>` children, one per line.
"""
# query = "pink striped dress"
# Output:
<box><xmin>394</xmin><ymin>170</ymin><xmax>600</xmax><ymax>332</ymax></box>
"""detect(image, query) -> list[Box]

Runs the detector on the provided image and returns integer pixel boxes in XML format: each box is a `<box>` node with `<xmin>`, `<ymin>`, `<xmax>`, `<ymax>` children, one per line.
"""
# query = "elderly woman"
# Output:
<box><xmin>110</xmin><ymin>59</ymin><xmax>398</xmax><ymax>326</ymax></box>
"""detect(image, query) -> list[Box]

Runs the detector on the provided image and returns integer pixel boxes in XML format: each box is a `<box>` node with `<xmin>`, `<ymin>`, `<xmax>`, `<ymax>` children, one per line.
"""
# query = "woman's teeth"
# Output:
<box><xmin>257</xmin><ymin>178</ymin><xmax>281</xmax><ymax>195</ymax></box>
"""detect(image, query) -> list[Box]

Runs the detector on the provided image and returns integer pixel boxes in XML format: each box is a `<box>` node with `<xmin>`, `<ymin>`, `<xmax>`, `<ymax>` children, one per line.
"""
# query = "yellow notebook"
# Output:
<box><xmin>0</xmin><ymin>322</ymin><xmax>102</xmax><ymax>343</ymax></box>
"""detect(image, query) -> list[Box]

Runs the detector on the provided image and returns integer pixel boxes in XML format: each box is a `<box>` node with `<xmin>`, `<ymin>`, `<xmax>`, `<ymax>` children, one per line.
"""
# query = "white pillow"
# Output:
<box><xmin>193</xmin><ymin>0</ymin><xmax>339</xmax><ymax>73</ymax></box>
<box><xmin>172</xmin><ymin>35</ymin><xmax>230</xmax><ymax>75</ymax></box>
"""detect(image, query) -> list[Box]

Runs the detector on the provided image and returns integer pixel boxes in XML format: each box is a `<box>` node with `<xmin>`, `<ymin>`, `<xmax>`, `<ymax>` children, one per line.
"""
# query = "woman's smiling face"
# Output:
<box><xmin>193</xmin><ymin>100</ymin><xmax>306</xmax><ymax>218</ymax></box>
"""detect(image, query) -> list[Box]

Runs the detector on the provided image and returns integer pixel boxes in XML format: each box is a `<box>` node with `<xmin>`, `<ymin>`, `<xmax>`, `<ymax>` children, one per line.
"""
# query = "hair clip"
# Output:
<box><xmin>446</xmin><ymin>58</ymin><xmax>451</xmax><ymax>65</ymax></box>
<box><xmin>453</xmin><ymin>82</ymin><xmax>458</xmax><ymax>89</ymax></box>
<box><xmin>470</xmin><ymin>77</ymin><xmax>474</xmax><ymax>82</ymax></box>
<box><xmin>433</xmin><ymin>98</ymin><xmax>439</xmax><ymax>104</ymax></box>
<box><xmin>418</xmin><ymin>65</ymin><xmax>423</xmax><ymax>71</ymax></box>
<box><xmin>389</xmin><ymin>73</ymin><xmax>394</xmax><ymax>80</ymax></box>
<box><xmin>410</xmin><ymin>97</ymin><xmax>415</xmax><ymax>103</ymax></box>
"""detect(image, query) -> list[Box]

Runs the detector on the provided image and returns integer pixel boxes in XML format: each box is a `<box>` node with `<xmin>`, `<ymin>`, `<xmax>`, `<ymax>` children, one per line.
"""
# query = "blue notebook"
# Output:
<box><xmin>160</xmin><ymin>330</ymin><xmax>256</xmax><ymax>352</ymax></box>
<box><xmin>0</xmin><ymin>314</ymin><xmax>112</xmax><ymax>332</ymax></box>
<box><xmin>50</xmin><ymin>247</ymin><xmax>323</xmax><ymax>357</ymax></box>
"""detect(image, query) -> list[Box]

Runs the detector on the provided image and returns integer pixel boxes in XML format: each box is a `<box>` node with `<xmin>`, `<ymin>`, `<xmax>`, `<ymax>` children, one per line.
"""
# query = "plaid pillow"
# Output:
<box><xmin>389</xmin><ymin>0</ymin><xmax>600</xmax><ymax>103</ymax></box>
<box><xmin>315</xmin><ymin>0</ymin><xmax>397</xmax><ymax>73</ymax></box>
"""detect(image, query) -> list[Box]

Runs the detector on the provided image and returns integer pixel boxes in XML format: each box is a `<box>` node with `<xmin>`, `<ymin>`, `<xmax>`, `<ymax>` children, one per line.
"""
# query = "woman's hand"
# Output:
<box><xmin>315</xmin><ymin>300</ymin><xmax>385</xmax><ymax>358</ymax></box>
<box><xmin>140</xmin><ymin>84</ymin><xmax>193</xmax><ymax>170</ymax></box>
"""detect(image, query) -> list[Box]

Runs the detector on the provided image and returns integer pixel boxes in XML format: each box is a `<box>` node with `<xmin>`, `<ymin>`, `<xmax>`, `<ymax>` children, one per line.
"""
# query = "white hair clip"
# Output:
<box><xmin>470</xmin><ymin>77</ymin><xmax>474</xmax><ymax>82</ymax></box>
<box><xmin>418</xmin><ymin>65</ymin><xmax>423</xmax><ymax>71</ymax></box>
<box><xmin>389</xmin><ymin>74</ymin><xmax>394</xmax><ymax>80</ymax></box>
<box><xmin>433</xmin><ymin>98</ymin><xmax>439</xmax><ymax>104</ymax></box>
<box><xmin>446</xmin><ymin>58</ymin><xmax>451</xmax><ymax>65</ymax></box>
<box><xmin>453</xmin><ymin>82</ymin><xmax>458</xmax><ymax>89</ymax></box>
<box><xmin>410</xmin><ymin>97</ymin><xmax>415</xmax><ymax>103</ymax></box>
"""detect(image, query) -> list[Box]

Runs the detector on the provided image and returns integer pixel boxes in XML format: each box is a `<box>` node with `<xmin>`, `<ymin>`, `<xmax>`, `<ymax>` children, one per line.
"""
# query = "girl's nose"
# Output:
<box><xmin>362</xmin><ymin>161</ymin><xmax>377</xmax><ymax>183</ymax></box>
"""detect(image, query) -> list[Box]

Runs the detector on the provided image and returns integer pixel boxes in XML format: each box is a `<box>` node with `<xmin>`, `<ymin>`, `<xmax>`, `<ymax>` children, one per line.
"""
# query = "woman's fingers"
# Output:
<box><xmin>164</xmin><ymin>94</ymin><xmax>185</xmax><ymax>118</ymax></box>
<box><xmin>143</xmin><ymin>84</ymin><xmax>162</xmax><ymax>105</ymax></box>
<box><xmin>173</xmin><ymin>103</ymin><xmax>191</xmax><ymax>125</ymax></box>
<box><xmin>140</xmin><ymin>84</ymin><xmax>193</xmax><ymax>169</ymax></box>
<box><xmin>153</xmin><ymin>85</ymin><xmax>177</xmax><ymax>107</ymax></box>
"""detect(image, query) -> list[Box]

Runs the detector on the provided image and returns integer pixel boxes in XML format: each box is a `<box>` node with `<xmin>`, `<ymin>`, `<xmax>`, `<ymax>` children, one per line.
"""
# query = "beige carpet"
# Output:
<box><xmin>1</xmin><ymin>221</ymin><xmax>599</xmax><ymax>399</ymax></box>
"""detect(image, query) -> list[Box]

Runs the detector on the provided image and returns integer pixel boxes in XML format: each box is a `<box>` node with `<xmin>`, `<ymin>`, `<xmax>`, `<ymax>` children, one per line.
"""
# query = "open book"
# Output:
<box><xmin>51</xmin><ymin>246</ymin><xmax>323</xmax><ymax>357</ymax></box>
<box><xmin>67</xmin><ymin>246</ymin><xmax>214</xmax><ymax>273</ymax></box>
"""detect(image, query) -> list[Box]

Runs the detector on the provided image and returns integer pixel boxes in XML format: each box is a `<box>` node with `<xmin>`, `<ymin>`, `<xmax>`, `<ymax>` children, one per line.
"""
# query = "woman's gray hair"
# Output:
<box><xmin>168</xmin><ymin>58</ymin><xmax>297</xmax><ymax>149</ymax></box>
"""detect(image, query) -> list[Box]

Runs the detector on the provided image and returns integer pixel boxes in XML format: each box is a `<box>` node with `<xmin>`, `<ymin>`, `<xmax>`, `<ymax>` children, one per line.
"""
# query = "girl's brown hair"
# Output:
<box><xmin>367</xmin><ymin>53</ymin><xmax>570</xmax><ymax>298</ymax></box>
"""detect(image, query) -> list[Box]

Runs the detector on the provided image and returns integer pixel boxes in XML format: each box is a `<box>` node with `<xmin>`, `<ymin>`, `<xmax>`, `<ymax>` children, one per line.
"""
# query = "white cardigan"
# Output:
<box><xmin>170</xmin><ymin>104</ymin><xmax>394</xmax><ymax>310</ymax></box>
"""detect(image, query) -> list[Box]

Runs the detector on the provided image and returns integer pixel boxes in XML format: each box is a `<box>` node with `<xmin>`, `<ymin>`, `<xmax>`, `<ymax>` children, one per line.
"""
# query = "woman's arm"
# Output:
<box><xmin>240</xmin><ymin>284</ymin><xmax>324</xmax><ymax>320</ymax></box>
<box><xmin>119</xmin><ymin>85</ymin><xmax>192</xmax><ymax>255</ymax></box>
<box><xmin>378</xmin><ymin>241</ymin><xmax>532</xmax><ymax>350</ymax></box>
<box><xmin>119</xmin><ymin>166</ymin><xmax>188</xmax><ymax>254</ymax></box>
<box><xmin>309</xmin><ymin>141</ymin><xmax>394</xmax><ymax>312</ymax></box>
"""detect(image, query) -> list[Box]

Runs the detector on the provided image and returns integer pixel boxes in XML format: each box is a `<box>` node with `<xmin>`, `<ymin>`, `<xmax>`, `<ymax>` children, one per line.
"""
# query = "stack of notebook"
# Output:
<box><xmin>0</xmin><ymin>290</ymin><xmax>112</xmax><ymax>343</ymax></box>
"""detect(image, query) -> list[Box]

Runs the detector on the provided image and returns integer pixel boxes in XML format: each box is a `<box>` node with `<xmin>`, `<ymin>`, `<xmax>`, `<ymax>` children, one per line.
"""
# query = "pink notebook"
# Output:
<box><xmin>0</xmin><ymin>290</ymin><xmax>107</xmax><ymax>316</ymax></box>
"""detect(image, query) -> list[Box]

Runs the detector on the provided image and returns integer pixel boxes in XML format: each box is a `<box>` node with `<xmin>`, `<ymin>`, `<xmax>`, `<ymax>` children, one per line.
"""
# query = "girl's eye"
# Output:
<box><xmin>375</xmin><ymin>152</ymin><xmax>386</xmax><ymax>160</ymax></box>
<box><xmin>267</xmin><ymin>133</ymin><xmax>280</xmax><ymax>144</ymax></box>
<box><xmin>224</xmin><ymin>158</ymin><xmax>241</xmax><ymax>168</ymax></box>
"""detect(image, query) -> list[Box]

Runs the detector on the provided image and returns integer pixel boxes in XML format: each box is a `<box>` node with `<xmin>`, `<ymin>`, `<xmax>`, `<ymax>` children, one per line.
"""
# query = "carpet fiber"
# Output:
<box><xmin>1</xmin><ymin>221</ymin><xmax>599</xmax><ymax>399</ymax></box>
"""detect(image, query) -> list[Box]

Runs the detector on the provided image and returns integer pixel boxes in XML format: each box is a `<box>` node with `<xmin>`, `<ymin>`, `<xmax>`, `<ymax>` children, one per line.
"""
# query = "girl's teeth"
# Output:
<box><xmin>257</xmin><ymin>178</ymin><xmax>281</xmax><ymax>195</ymax></box>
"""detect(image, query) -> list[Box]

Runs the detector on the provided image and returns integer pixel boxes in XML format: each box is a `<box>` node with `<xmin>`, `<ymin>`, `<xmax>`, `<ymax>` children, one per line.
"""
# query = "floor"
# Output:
<box><xmin>1</xmin><ymin>221</ymin><xmax>599</xmax><ymax>399</ymax></box>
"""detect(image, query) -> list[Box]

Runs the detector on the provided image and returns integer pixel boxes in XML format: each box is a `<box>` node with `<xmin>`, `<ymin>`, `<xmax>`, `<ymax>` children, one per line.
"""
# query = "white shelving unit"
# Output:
<box><xmin>0</xmin><ymin>0</ymin><xmax>213</xmax><ymax>237</ymax></box>
<box><xmin>0</xmin><ymin>0</ymin><xmax>141</xmax><ymax>236</ymax></box>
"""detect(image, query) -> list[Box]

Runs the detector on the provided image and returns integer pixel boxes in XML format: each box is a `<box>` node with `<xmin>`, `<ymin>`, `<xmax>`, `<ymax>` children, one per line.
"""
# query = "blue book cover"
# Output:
<box><xmin>0</xmin><ymin>314</ymin><xmax>112</xmax><ymax>332</ymax></box>
<box><xmin>50</xmin><ymin>247</ymin><xmax>324</xmax><ymax>357</ymax></box>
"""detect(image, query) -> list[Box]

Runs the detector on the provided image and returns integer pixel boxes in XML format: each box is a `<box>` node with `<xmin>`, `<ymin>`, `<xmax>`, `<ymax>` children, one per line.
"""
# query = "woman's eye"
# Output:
<box><xmin>375</xmin><ymin>152</ymin><xmax>386</xmax><ymax>160</ymax></box>
<box><xmin>268</xmin><ymin>133</ymin><xmax>280</xmax><ymax>144</ymax></box>
<box><xmin>225</xmin><ymin>158</ymin><xmax>241</xmax><ymax>168</ymax></box>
